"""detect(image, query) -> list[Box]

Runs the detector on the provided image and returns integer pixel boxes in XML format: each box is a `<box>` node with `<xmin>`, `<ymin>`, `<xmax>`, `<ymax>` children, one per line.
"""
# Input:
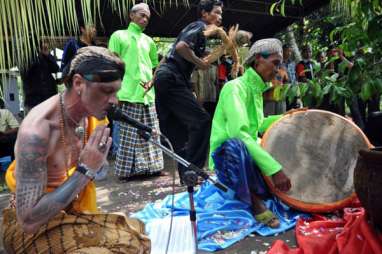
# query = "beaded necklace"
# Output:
<box><xmin>59</xmin><ymin>93</ymin><xmax>87</xmax><ymax>176</ymax></box>
<box><xmin>61</xmin><ymin>93</ymin><xmax>85</xmax><ymax>138</ymax></box>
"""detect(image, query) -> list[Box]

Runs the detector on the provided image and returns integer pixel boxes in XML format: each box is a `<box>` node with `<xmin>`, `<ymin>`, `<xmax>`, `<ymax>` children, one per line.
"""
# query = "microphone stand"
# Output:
<box><xmin>137</xmin><ymin>130</ymin><xmax>227</xmax><ymax>253</ymax></box>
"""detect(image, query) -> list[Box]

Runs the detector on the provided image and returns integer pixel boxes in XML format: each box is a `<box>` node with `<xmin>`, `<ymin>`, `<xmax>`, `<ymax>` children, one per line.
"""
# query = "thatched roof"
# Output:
<box><xmin>99</xmin><ymin>0</ymin><xmax>329</xmax><ymax>39</ymax></box>
<box><xmin>0</xmin><ymin>0</ymin><xmax>329</xmax><ymax>70</ymax></box>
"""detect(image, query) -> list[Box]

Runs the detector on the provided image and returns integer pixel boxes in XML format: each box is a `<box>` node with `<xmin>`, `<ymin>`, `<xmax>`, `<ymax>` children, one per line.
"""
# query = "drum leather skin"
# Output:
<box><xmin>261</xmin><ymin>109</ymin><xmax>372</xmax><ymax>213</ymax></box>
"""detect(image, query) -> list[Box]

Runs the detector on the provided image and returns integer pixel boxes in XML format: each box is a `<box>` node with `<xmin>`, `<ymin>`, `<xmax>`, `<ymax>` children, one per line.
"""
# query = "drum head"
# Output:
<box><xmin>261</xmin><ymin>109</ymin><xmax>372</xmax><ymax>212</ymax></box>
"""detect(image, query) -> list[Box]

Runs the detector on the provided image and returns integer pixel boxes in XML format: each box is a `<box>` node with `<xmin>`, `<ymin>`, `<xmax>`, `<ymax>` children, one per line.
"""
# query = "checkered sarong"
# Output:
<box><xmin>115</xmin><ymin>102</ymin><xmax>163</xmax><ymax>177</ymax></box>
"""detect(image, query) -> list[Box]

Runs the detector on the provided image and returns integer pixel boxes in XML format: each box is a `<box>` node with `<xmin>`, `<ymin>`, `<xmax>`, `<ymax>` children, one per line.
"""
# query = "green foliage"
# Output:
<box><xmin>279</xmin><ymin>66</ymin><xmax>353</xmax><ymax>108</ymax></box>
<box><xmin>275</xmin><ymin>0</ymin><xmax>382</xmax><ymax>107</ymax></box>
<box><xmin>270</xmin><ymin>0</ymin><xmax>303</xmax><ymax>16</ymax></box>
<box><xmin>0</xmin><ymin>0</ymin><xmax>190</xmax><ymax>71</ymax></box>
<box><xmin>153</xmin><ymin>37</ymin><xmax>175</xmax><ymax>56</ymax></box>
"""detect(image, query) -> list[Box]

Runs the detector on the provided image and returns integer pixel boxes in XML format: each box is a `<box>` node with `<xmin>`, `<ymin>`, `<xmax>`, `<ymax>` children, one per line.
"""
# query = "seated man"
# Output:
<box><xmin>0</xmin><ymin>99</ymin><xmax>19</xmax><ymax>160</ymax></box>
<box><xmin>209</xmin><ymin>39</ymin><xmax>291</xmax><ymax>228</ymax></box>
<box><xmin>3</xmin><ymin>47</ymin><xmax>150</xmax><ymax>253</ymax></box>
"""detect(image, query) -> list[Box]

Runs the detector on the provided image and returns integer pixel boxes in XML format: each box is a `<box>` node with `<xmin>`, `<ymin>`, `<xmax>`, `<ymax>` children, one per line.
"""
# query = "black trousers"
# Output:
<box><xmin>154</xmin><ymin>64</ymin><xmax>211</xmax><ymax>178</ymax></box>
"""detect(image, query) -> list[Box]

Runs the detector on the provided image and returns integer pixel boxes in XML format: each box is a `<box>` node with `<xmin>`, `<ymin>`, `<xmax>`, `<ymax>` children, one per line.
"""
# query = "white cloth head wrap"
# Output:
<box><xmin>243</xmin><ymin>38</ymin><xmax>283</xmax><ymax>66</ymax></box>
<box><xmin>131</xmin><ymin>3</ymin><xmax>150</xmax><ymax>13</ymax></box>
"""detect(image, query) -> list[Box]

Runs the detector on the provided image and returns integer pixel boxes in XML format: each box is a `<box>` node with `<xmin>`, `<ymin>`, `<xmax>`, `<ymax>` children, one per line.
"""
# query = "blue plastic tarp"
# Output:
<box><xmin>132</xmin><ymin>181</ymin><xmax>306</xmax><ymax>252</ymax></box>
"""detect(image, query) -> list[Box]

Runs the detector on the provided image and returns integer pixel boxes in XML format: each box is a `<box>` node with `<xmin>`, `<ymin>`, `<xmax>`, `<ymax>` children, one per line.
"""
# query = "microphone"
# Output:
<box><xmin>109</xmin><ymin>105</ymin><xmax>228</xmax><ymax>192</ymax></box>
<box><xmin>107</xmin><ymin>105</ymin><xmax>153</xmax><ymax>133</ymax></box>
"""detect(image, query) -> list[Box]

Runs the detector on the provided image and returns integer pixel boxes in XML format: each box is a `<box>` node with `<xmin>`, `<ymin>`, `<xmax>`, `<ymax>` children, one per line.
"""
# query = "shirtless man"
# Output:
<box><xmin>3</xmin><ymin>46</ymin><xmax>150</xmax><ymax>253</ymax></box>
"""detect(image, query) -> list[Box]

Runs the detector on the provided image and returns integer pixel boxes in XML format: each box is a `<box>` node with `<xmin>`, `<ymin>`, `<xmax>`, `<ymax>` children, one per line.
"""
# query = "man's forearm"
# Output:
<box><xmin>176</xmin><ymin>42</ymin><xmax>204</xmax><ymax>67</ymax></box>
<box><xmin>20</xmin><ymin>171</ymin><xmax>90</xmax><ymax>233</ymax></box>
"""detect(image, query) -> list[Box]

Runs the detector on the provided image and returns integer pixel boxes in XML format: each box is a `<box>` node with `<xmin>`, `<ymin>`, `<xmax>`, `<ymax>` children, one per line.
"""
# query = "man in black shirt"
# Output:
<box><xmin>61</xmin><ymin>24</ymin><xmax>96</xmax><ymax>74</ymax></box>
<box><xmin>21</xmin><ymin>41</ymin><xmax>59</xmax><ymax>112</ymax></box>
<box><xmin>154</xmin><ymin>0</ymin><xmax>223</xmax><ymax>182</ymax></box>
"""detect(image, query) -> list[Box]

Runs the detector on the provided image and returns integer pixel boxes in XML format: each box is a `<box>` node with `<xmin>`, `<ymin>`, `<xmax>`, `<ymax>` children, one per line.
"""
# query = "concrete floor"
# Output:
<box><xmin>0</xmin><ymin>155</ymin><xmax>296</xmax><ymax>253</ymax></box>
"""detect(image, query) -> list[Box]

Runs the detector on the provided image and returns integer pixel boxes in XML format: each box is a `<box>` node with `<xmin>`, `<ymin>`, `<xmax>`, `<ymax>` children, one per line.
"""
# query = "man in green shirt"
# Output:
<box><xmin>209</xmin><ymin>38</ymin><xmax>291</xmax><ymax>228</ymax></box>
<box><xmin>109</xmin><ymin>3</ymin><xmax>163</xmax><ymax>180</ymax></box>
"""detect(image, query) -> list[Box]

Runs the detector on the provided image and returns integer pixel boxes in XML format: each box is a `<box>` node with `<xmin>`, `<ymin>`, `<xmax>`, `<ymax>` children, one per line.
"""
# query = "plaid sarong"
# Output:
<box><xmin>115</xmin><ymin>102</ymin><xmax>163</xmax><ymax>177</ymax></box>
<box><xmin>2</xmin><ymin>208</ymin><xmax>150</xmax><ymax>254</ymax></box>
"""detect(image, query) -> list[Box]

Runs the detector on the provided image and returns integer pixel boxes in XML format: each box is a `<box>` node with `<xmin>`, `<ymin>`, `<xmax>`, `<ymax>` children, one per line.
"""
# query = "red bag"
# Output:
<box><xmin>269</xmin><ymin>208</ymin><xmax>382</xmax><ymax>254</ymax></box>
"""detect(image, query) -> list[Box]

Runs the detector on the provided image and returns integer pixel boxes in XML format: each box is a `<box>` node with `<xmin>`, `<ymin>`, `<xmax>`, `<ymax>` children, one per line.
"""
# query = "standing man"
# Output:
<box><xmin>109</xmin><ymin>3</ymin><xmax>163</xmax><ymax>181</ymax></box>
<box><xmin>263</xmin><ymin>66</ymin><xmax>288</xmax><ymax>116</ymax></box>
<box><xmin>209</xmin><ymin>39</ymin><xmax>291</xmax><ymax>228</ymax></box>
<box><xmin>281</xmin><ymin>44</ymin><xmax>296</xmax><ymax>85</ymax></box>
<box><xmin>281</xmin><ymin>44</ymin><xmax>300</xmax><ymax>109</ymax></box>
<box><xmin>61</xmin><ymin>23</ymin><xmax>97</xmax><ymax>74</ymax></box>
<box><xmin>319</xmin><ymin>46</ymin><xmax>353</xmax><ymax>115</ymax></box>
<box><xmin>296</xmin><ymin>44</ymin><xmax>315</xmax><ymax>82</ymax></box>
<box><xmin>154</xmin><ymin>0</ymin><xmax>223</xmax><ymax>182</ymax></box>
<box><xmin>21</xmin><ymin>40</ymin><xmax>60</xmax><ymax>113</ymax></box>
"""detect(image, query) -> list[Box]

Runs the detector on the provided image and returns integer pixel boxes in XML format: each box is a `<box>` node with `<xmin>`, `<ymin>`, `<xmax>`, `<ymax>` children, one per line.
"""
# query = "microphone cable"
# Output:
<box><xmin>133</xmin><ymin>127</ymin><xmax>200</xmax><ymax>254</ymax></box>
<box><xmin>160</xmin><ymin>133</ymin><xmax>177</xmax><ymax>254</ymax></box>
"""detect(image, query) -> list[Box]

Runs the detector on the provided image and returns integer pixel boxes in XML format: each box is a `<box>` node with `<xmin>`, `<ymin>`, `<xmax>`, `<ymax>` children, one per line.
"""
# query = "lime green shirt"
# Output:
<box><xmin>108</xmin><ymin>22</ymin><xmax>158</xmax><ymax>104</ymax></box>
<box><xmin>209</xmin><ymin>67</ymin><xmax>282</xmax><ymax>176</ymax></box>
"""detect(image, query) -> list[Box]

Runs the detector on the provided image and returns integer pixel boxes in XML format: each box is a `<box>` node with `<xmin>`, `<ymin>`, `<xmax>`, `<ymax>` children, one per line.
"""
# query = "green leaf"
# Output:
<box><xmin>270</xmin><ymin>2</ymin><xmax>277</xmax><ymax>16</ymax></box>
<box><xmin>329</xmin><ymin>86</ymin><xmax>337</xmax><ymax>103</ymax></box>
<box><xmin>279</xmin><ymin>84</ymin><xmax>290</xmax><ymax>100</ymax></box>
<box><xmin>324</xmin><ymin>76</ymin><xmax>337</xmax><ymax>83</ymax></box>
<box><xmin>286</xmin><ymin>85</ymin><xmax>299</xmax><ymax>103</ymax></box>
<box><xmin>280</xmin><ymin>0</ymin><xmax>286</xmax><ymax>16</ymax></box>
<box><xmin>374</xmin><ymin>79</ymin><xmax>382</xmax><ymax>93</ymax></box>
<box><xmin>329</xmin><ymin>26</ymin><xmax>343</xmax><ymax>42</ymax></box>
<box><xmin>335</xmin><ymin>86</ymin><xmax>352</xmax><ymax>99</ymax></box>
<box><xmin>360</xmin><ymin>82</ymin><xmax>373</xmax><ymax>101</ymax></box>
<box><xmin>354</xmin><ymin>57</ymin><xmax>366</xmax><ymax>68</ymax></box>
<box><xmin>322</xmin><ymin>84</ymin><xmax>332</xmax><ymax>95</ymax></box>
<box><xmin>299</xmin><ymin>83</ymin><xmax>308</xmax><ymax>97</ymax></box>
<box><xmin>312</xmin><ymin>82</ymin><xmax>322</xmax><ymax>98</ymax></box>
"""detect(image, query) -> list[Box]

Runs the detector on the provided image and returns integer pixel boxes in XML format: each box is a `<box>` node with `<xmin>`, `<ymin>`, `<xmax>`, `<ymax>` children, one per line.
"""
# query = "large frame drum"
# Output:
<box><xmin>261</xmin><ymin>109</ymin><xmax>372</xmax><ymax>213</ymax></box>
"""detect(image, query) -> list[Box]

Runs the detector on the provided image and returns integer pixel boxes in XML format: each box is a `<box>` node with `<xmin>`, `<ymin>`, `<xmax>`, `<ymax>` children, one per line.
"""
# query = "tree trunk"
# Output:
<box><xmin>286</xmin><ymin>25</ymin><xmax>301</xmax><ymax>62</ymax></box>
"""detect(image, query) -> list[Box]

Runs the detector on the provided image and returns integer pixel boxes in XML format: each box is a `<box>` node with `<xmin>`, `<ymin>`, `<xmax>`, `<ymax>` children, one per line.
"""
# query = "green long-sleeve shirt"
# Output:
<box><xmin>209</xmin><ymin>67</ymin><xmax>282</xmax><ymax>176</ymax></box>
<box><xmin>108</xmin><ymin>22</ymin><xmax>158</xmax><ymax>105</ymax></box>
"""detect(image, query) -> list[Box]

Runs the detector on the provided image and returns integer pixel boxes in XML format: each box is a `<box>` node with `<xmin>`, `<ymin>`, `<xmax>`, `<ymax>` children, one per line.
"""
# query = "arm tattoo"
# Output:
<box><xmin>16</xmin><ymin>134</ymin><xmax>90</xmax><ymax>232</ymax></box>
<box><xmin>16</xmin><ymin>134</ymin><xmax>49</xmax><ymax>220</ymax></box>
